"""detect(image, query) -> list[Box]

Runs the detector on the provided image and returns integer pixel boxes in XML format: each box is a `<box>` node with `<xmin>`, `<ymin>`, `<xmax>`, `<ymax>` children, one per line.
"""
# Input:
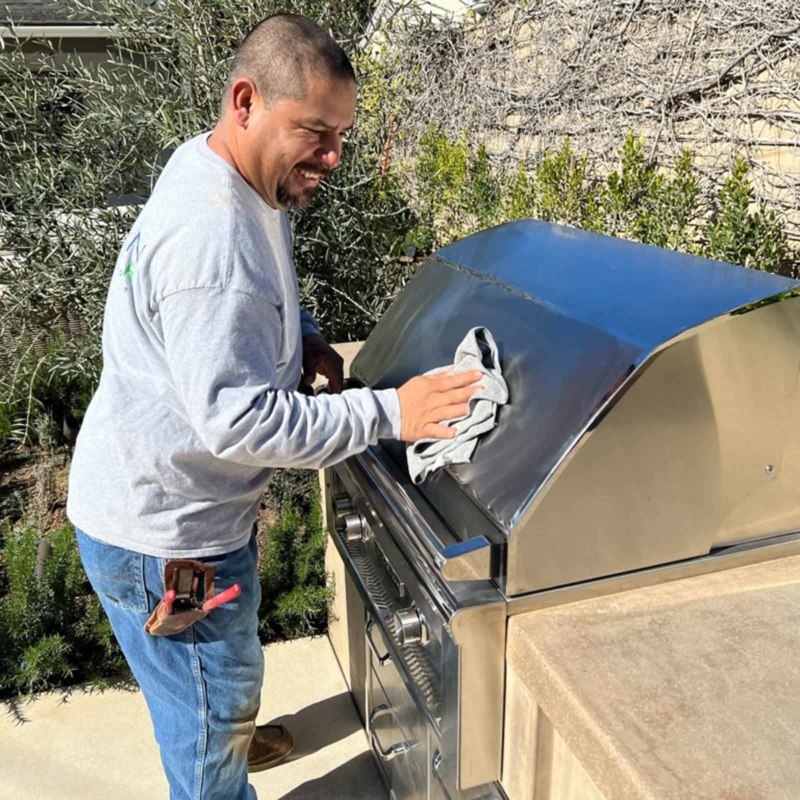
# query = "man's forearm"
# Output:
<box><xmin>161</xmin><ymin>286</ymin><xmax>401</xmax><ymax>469</ymax></box>
<box><xmin>190</xmin><ymin>385</ymin><xmax>401</xmax><ymax>469</ymax></box>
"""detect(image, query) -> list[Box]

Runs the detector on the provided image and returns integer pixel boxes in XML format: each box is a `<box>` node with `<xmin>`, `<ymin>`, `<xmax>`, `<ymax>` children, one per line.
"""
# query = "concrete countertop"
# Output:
<box><xmin>507</xmin><ymin>554</ymin><xmax>800</xmax><ymax>800</ymax></box>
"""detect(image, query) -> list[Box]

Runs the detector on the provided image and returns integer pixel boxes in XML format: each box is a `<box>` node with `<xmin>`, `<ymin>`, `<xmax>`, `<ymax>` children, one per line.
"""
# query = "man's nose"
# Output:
<box><xmin>316</xmin><ymin>133</ymin><xmax>342</xmax><ymax>171</ymax></box>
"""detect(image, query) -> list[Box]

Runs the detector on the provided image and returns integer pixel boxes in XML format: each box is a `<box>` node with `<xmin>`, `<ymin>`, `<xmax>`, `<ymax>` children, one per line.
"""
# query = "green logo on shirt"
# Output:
<box><xmin>122</xmin><ymin>232</ymin><xmax>144</xmax><ymax>280</ymax></box>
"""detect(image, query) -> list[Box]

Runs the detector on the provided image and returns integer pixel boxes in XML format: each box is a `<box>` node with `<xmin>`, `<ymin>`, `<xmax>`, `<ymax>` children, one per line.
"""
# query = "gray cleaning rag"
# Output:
<box><xmin>407</xmin><ymin>327</ymin><xmax>508</xmax><ymax>484</ymax></box>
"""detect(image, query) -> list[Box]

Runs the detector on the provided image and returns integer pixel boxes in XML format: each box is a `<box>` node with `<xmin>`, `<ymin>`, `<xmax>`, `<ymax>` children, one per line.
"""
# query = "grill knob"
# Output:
<box><xmin>342</xmin><ymin>512</ymin><xmax>367</xmax><ymax>543</ymax></box>
<box><xmin>393</xmin><ymin>607</ymin><xmax>429</xmax><ymax>647</ymax></box>
<box><xmin>333</xmin><ymin>494</ymin><xmax>353</xmax><ymax>523</ymax></box>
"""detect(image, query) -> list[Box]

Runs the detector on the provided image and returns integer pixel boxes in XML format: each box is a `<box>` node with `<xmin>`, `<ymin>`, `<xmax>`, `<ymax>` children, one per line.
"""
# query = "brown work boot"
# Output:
<box><xmin>247</xmin><ymin>723</ymin><xmax>295</xmax><ymax>772</ymax></box>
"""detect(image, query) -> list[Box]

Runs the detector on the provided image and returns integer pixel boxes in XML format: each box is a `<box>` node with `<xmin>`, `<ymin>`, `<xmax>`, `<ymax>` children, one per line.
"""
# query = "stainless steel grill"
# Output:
<box><xmin>324</xmin><ymin>220</ymin><xmax>800</xmax><ymax>800</ymax></box>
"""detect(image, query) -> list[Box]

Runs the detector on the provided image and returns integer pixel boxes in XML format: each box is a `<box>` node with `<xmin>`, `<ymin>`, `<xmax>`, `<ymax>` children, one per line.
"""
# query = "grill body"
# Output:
<box><xmin>324</xmin><ymin>221</ymin><xmax>800</xmax><ymax>799</ymax></box>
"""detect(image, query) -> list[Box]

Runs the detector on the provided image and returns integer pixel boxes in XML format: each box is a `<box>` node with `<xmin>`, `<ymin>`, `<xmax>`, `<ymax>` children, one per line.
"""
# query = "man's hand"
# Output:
<box><xmin>302</xmin><ymin>333</ymin><xmax>345</xmax><ymax>394</ymax></box>
<box><xmin>397</xmin><ymin>369</ymin><xmax>483</xmax><ymax>442</ymax></box>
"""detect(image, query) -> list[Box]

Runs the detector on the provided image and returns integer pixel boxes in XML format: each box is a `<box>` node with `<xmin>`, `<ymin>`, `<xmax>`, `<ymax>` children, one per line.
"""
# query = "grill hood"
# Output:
<box><xmin>351</xmin><ymin>221</ymin><xmax>800</xmax><ymax>596</ymax></box>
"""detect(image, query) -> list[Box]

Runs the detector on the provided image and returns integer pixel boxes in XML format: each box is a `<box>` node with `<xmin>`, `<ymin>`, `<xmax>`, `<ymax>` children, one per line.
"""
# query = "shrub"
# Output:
<box><xmin>502</xmin><ymin>161</ymin><xmax>536</xmax><ymax>224</ymax></box>
<box><xmin>411</xmin><ymin>125</ymin><xmax>791</xmax><ymax>273</ymax></box>
<box><xmin>592</xmin><ymin>134</ymin><xmax>661</xmax><ymax>238</ymax></box>
<box><xmin>0</xmin><ymin>522</ymin><xmax>127</xmax><ymax>698</ymax></box>
<box><xmin>535</xmin><ymin>138</ymin><xmax>596</xmax><ymax>229</ymax></box>
<box><xmin>706</xmin><ymin>158</ymin><xmax>789</xmax><ymax>273</ymax></box>
<box><xmin>258</xmin><ymin>483</ymin><xmax>332</xmax><ymax>643</ymax></box>
<box><xmin>0</xmin><ymin>485</ymin><xmax>333</xmax><ymax>699</ymax></box>
<box><xmin>631</xmin><ymin>149</ymin><xmax>701</xmax><ymax>253</ymax></box>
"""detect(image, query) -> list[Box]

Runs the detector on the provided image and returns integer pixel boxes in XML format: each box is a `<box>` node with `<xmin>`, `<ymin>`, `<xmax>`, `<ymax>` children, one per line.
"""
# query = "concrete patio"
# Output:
<box><xmin>0</xmin><ymin>636</ymin><xmax>386</xmax><ymax>800</ymax></box>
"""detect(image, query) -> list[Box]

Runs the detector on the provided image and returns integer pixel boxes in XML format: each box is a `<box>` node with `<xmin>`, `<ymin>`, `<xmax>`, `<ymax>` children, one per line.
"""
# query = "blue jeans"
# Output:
<box><xmin>76</xmin><ymin>527</ymin><xmax>264</xmax><ymax>800</ymax></box>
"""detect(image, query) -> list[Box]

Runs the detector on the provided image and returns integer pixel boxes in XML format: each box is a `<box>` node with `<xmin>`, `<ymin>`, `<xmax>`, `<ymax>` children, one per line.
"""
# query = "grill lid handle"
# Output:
<box><xmin>355</xmin><ymin>446</ymin><xmax>496</xmax><ymax>582</ymax></box>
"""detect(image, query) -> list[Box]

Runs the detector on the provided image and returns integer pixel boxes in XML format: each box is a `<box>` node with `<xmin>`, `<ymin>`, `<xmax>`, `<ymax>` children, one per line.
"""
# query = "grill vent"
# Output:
<box><xmin>347</xmin><ymin>540</ymin><xmax>441</xmax><ymax>718</ymax></box>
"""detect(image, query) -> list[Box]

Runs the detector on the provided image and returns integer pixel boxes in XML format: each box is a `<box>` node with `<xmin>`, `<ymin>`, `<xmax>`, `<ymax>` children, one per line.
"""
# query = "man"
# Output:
<box><xmin>67</xmin><ymin>13</ymin><xmax>481</xmax><ymax>800</ymax></box>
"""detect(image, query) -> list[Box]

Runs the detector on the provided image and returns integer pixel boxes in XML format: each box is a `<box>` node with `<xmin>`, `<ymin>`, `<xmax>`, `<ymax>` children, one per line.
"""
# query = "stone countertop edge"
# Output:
<box><xmin>507</xmin><ymin>553</ymin><xmax>800</xmax><ymax>800</ymax></box>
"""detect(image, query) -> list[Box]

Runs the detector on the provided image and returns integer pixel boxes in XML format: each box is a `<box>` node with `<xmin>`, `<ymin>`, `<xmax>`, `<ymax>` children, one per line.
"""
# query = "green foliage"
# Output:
<box><xmin>0</xmin><ymin>523</ymin><xmax>127</xmax><ymax>698</ymax></box>
<box><xmin>416</xmin><ymin>125</ymin><xmax>471</xmax><ymax>216</ymax></box>
<box><xmin>0</xmin><ymin>477</ymin><xmax>334</xmax><ymax>697</ymax></box>
<box><xmin>589</xmin><ymin>136</ymin><xmax>703</xmax><ymax>252</ymax></box>
<box><xmin>1</xmin><ymin>330</ymin><xmax>100</xmax><ymax>447</ymax></box>
<box><xmin>411</xmin><ymin>125</ymin><xmax>789</xmax><ymax>272</ymax></box>
<box><xmin>534</xmin><ymin>139</ymin><xmax>595</xmax><ymax>228</ymax></box>
<box><xmin>293</xmin><ymin>145</ymin><xmax>418</xmax><ymax>344</ymax></box>
<box><xmin>592</xmin><ymin>133</ymin><xmax>661</xmax><ymax>236</ymax></box>
<box><xmin>414</xmin><ymin>125</ymin><xmax>469</xmax><ymax>245</ymax></box>
<box><xmin>0</xmin><ymin>475</ymin><xmax>334</xmax><ymax>698</ymax></box>
<box><xmin>503</xmin><ymin>161</ymin><xmax>536</xmax><ymax>223</ymax></box>
<box><xmin>464</xmin><ymin>145</ymin><xmax>502</xmax><ymax>229</ymax></box>
<box><xmin>634</xmin><ymin>149</ymin><xmax>701</xmax><ymax>252</ymax></box>
<box><xmin>414</xmin><ymin>127</ymin><xmax>503</xmax><ymax>246</ymax></box>
<box><xmin>706</xmin><ymin>158</ymin><xmax>789</xmax><ymax>272</ymax></box>
<box><xmin>0</xmin><ymin>405</ymin><xmax>11</xmax><ymax>450</ymax></box>
<box><xmin>16</xmin><ymin>635</ymin><xmax>73</xmax><ymax>694</ymax></box>
<box><xmin>258</xmin><ymin>483</ymin><xmax>332</xmax><ymax>643</ymax></box>
<box><xmin>414</xmin><ymin>131</ymin><xmax>597</xmax><ymax>244</ymax></box>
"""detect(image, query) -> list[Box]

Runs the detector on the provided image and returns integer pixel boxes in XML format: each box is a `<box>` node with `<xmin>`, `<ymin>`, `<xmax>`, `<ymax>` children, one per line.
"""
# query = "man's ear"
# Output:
<box><xmin>229</xmin><ymin>77</ymin><xmax>257</xmax><ymax>129</ymax></box>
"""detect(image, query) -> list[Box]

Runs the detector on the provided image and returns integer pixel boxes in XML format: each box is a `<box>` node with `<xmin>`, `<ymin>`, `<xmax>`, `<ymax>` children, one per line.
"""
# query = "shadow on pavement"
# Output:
<box><xmin>278</xmin><ymin>751</ymin><xmax>386</xmax><ymax>799</ymax></box>
<box><xmin>272</xmin><ymin>691</ymin><xmax>363</xmax><ymax>759</ymax></box>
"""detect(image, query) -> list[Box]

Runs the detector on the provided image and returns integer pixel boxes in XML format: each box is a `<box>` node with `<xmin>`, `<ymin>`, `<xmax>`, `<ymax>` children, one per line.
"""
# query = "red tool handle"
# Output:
<box><xmin>202</xmin><ymin>583</ymin><xmax>241</xmax><ymax>612</ymax></box>
<box><xmin>163</xmin><ymin>589</ymin><xmax>176</xmax><ymax>615</ymax></box>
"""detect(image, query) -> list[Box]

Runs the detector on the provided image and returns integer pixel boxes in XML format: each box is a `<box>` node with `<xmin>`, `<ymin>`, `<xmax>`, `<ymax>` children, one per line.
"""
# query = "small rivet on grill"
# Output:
<box><xmin>765</xmin><ymin>464</ymin><xmax>775</xmax><ymax>474</ymax></box>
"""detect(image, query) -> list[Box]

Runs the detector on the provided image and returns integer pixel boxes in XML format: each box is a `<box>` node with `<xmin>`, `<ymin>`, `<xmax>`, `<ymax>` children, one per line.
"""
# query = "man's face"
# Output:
<box><xmin>237</xmin><ymin>73</ymin><xmax>356</xmax><ymax>210</ymax></box>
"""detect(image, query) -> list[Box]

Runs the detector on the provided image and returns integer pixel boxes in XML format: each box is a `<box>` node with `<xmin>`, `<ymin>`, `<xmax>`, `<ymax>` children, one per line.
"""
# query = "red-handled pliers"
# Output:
<box><xmin>162</xmin><ymin>584</ymin><xmax>241</xmax><ymax>615</ymax></box>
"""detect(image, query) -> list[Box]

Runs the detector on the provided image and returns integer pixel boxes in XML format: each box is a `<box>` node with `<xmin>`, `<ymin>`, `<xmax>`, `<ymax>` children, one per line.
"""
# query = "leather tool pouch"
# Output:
<box><xmin>144</xmin><ymin>560</ymin><xmax>215</xmax><ymax>637</ymax></box>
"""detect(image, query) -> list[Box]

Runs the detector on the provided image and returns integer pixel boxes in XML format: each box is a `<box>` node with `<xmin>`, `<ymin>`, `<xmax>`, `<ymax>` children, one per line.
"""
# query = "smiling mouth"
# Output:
<box><xmin>294</xmin><ymin>166</ymin><xmax>326</xmax><ymax>187</ymax></box>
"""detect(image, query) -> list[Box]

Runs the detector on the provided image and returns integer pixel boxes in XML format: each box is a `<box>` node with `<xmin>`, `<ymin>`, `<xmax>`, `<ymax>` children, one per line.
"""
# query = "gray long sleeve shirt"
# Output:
<box><xmin>67</xmin><ymin>133</ymin><xmax>401</xmax><ymax>558</ymax></box>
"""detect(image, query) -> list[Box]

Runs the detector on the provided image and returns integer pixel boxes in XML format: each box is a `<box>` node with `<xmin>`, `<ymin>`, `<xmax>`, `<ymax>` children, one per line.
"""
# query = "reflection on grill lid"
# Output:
<box><xmin>351</xmin><ymin>221</ymin><xmax>800</xmax><ymax>595</ymax></box>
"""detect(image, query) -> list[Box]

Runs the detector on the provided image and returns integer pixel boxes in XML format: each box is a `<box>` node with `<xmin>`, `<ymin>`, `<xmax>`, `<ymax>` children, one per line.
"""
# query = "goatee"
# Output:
<box><xmin>276</xmin><ymin>183</ymin><xmax>316</xmax><ymax>210</ymax></box>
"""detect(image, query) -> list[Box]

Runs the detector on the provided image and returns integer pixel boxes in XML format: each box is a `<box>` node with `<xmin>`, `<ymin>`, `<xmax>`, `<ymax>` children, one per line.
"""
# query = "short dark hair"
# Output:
<box><xmin>223</xmin><ymin>14</ymin><xmax>356</xmax><ymax>110</ymax></box>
